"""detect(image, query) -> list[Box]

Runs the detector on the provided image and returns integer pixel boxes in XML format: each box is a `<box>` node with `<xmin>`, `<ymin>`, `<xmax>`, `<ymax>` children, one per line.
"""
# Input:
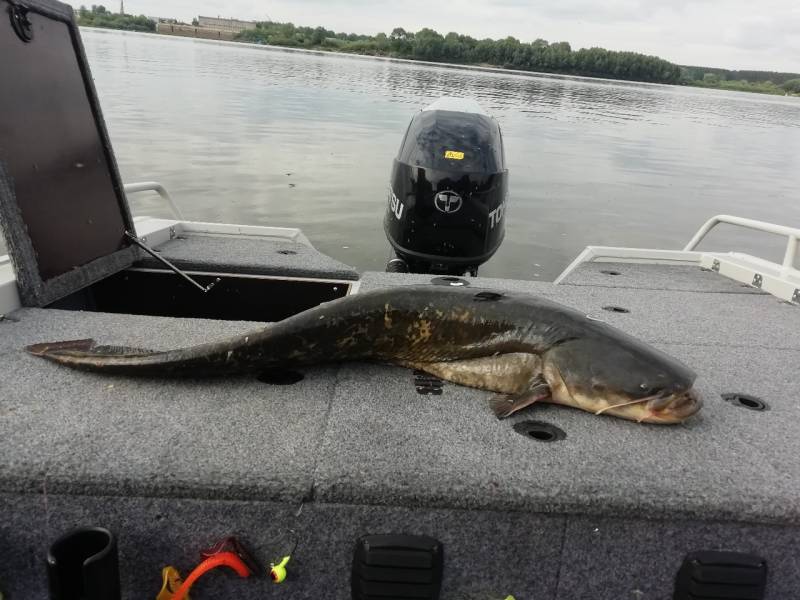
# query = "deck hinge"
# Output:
<box><xmin>8</xmin><ymin>1</ymin><xmax>34</xmax><ymax>43</ymax></box>
<box><xmin>711</xmin><ymin>259</ymin><xmax>720</xmax><ymax>272</ymax></box>
<box><xmin>751</xmin><ymin>273</ymin><xmax>762</xmax><ymax>288</ymax></box>
<box><xmin>169</xmin><ymin>226</ymin><xmax>176</xmax><ymax>239</ymax></box>
<box><xmin>792</xmin><ymin>289</ymin><xmax>800</xmax><ymax>305</ymax></box>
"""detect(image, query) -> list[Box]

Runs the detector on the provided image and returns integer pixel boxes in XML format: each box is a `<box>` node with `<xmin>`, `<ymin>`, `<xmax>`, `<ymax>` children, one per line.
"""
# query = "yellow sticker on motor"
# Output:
<box><xmin>444</xmin><ymin>150</ymin><xmax>464</xmax><ymax>160</ymax></box>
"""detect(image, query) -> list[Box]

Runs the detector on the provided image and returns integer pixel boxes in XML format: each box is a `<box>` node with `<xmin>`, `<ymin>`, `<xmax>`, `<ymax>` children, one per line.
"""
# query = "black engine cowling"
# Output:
<box><xmin>383</xmin><ymin>98</ymin><xmax>508</xmax><ymax>276</ymax></box>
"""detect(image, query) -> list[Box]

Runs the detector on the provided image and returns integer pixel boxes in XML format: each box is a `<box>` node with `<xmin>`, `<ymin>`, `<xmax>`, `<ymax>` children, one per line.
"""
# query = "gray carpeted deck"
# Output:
<box><xmin>2</xmin><ymin>263</ymin><xmax>799</xmax><ymax>599</ymax></box>
<box><xmin>137</xmin><ymin>233</ymin><xmax>360</xmax><ymax>281</ymax></box>
<box><xmin>557</xmin><ymin>261</ymin><xmax>767</xmax><ymax>294</ymax></box>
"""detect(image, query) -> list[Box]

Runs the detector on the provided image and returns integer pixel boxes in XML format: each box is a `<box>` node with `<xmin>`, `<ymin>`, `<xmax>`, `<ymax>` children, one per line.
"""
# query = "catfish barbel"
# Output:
<box><xmin>26</xmin><ymin>285</ymin><xmax>701</xmax><ymax>423</ymax></box>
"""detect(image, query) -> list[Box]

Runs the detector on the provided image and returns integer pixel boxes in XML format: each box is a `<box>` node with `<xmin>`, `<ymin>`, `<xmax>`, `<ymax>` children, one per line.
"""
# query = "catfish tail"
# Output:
<box><xmin>26</xmin><ymin>339</ymin><xmax>159</xmax><ymax>358</ymax></box>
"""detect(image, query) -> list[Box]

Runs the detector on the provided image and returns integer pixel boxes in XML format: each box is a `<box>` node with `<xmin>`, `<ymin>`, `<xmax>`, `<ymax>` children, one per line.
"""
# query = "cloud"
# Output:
<box><xmin>124</xmin><ymin>0</ymin><xmax>800</xmax><ymax>71</ymax></box>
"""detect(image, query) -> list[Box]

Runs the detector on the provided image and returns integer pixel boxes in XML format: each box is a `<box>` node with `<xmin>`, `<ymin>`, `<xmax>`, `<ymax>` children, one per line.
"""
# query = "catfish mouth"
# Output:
<box><xmin>593</xmin><ymin>387</ymin><xmax>702</xmax><ymax>423</ymax></box>
<box><xmin>643</xmin><ymin>387</ymin><xmax>702</xmax><ymax>423</ymax></box>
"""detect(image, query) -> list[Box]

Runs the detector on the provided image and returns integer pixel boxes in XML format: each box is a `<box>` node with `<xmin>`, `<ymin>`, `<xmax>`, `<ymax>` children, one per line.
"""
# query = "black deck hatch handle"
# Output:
<box><xmin>47</xmin><ymin>527</ymin><xmax>121</xmax><ymax>600</ymax></box>
<box><xmin>352</xmin><ymin>534</ymin><xmax>444</xmax><ymax>600</ymax></box>
<box><xmin>674</xmin><ymin>550</ymin><xmax>767</xmax><ymax>600</ymax></box>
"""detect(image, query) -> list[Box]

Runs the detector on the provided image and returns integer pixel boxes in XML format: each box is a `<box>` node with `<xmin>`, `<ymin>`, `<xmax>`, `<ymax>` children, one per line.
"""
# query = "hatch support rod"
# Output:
<box><xmin>124</xmin><ymin>231</ymin><xmax>220</xmax><ymax>293</ymax></box>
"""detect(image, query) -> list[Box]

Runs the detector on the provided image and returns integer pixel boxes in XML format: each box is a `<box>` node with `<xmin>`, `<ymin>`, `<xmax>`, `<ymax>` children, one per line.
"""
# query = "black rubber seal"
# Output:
<box><xmin>721</xmin><ymin>393</ymin><xmax>769</xmax><ymax>411</ymax></box>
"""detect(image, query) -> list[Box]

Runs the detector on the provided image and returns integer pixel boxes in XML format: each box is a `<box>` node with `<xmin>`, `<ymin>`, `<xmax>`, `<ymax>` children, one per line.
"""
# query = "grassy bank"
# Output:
<box><xmin>687</xmin><ymin>77</ymin><xmax>800</xmax><ymax>96</ymax></box>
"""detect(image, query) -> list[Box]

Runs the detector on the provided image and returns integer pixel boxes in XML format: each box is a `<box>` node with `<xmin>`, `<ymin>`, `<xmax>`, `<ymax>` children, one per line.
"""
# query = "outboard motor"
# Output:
<box><xmin>384</xmin><ymin>97</ymin><xmax>508</xmax><ymax>276</ymax></box>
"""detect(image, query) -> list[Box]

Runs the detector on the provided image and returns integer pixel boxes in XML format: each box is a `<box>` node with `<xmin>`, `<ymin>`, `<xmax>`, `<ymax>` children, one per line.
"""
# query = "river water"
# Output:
<box><xmin>26</xmin><ymin>29</ymin><xmax>800</xmax><ymax>279</ymax></box>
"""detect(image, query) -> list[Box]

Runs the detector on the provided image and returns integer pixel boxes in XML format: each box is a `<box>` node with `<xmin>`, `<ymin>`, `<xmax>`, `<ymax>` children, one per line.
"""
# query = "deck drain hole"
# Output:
<box><xmin>602</xmin><ymin>305</ymin><xmax>630</xmax><ymax>313</ymax></box>
<box><xmin>513</xmin><ymin>421</ymin><xmax>566</xmax><ymax>442</ymax></box>
<box><xmin>600</xmin><ymin>270</ymin><xmax>621</xmax><ymax>276</ymax></box>
<box><xmin>721</xmin><ymin>393</ymin><xmax>768</xmax><ymax>411</ymax></box>
<box><xmin>257</xmin><ymin>369</ymin><xmax>304</xmax><ymax>385</ymax></box>
<box><xmin>431</xmin><ymin>276</ymin><xmax>470</xmax><ymax>287</ymax></box>
<box><xmin>474</xmin><ymin>291</ymin><xmax>503</xmax><ymax>302</ymax></box>
<box><xmin>277</xmin><ymin>249</ymin><xmax>298</xmax><ymax>255</ymax></box>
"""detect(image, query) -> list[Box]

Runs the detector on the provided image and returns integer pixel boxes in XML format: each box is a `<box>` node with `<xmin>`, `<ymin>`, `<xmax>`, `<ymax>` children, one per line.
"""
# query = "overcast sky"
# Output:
<box><xmin>123</xmin><ymin>0</ymin><xmax>799</xmax><ymax>72</ymax></box>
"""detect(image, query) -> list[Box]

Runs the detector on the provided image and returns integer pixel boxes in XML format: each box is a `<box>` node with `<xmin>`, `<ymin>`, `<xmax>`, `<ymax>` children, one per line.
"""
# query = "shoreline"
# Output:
<box><xmin>81</xmin><ymin>25</ymin><xmax>800</xmax><ymax>98</ymax></box>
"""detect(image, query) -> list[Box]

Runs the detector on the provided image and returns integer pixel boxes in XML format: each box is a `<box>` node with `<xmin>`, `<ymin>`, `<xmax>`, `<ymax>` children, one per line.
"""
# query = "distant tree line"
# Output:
<box><xmin>77</xmin><ymin>5</ymin><xmax>155</xmax><ymax>32</ymax></box>
<box><xmin>75</xmin><ymin>13</ymin><xmax>799</xmax><ymax>94</ymax></box>
<box><xmin>237</xmin><ymin>23</ymin><xmax>683</xmax><ymax>84</ymax></box>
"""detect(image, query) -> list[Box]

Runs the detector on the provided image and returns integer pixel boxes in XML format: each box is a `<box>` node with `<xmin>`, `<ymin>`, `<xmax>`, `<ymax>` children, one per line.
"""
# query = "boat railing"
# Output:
<box><xmin>123</xmin><ymin>181</ymin><xmax>185</xmax><ymax>220</ymax></box>
<box><xmin>555</xmin><ymin>214</ymin><xmax>800</xmax><ymax>304</ymax></box>
<box><xmin>683</xmin><ymin>214</ymin><xmax>799</xmax><ymax>277</ymax></box>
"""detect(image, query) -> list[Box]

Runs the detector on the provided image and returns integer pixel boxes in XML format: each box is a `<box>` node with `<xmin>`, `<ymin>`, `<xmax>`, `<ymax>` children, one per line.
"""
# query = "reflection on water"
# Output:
<box><xmin>5</xmin><ymin>28</ymin><xmax>800</xmax><ymax>280</ymax></box>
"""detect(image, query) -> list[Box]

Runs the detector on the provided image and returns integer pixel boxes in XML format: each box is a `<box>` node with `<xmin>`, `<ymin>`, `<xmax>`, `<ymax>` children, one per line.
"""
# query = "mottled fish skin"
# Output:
<box><xmin>25</xmin><ymin>285</ymin><xmax>702</xmax><ymax>423</ymax></box>
<box><xmin>26</xmin><ymin>286</ymin><xmax>565</xmax><ymax>374</ymax></box>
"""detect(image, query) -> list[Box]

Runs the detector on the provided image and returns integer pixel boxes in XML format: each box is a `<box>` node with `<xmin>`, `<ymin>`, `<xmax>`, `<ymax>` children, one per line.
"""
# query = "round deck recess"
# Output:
<box><xmin>513</xmin><ymin>420</ymin><xmax>566</xmax><ymax>442</ymax></box>
<box><xmin>721</xmin><ymin>393</ymin><xmax>769</xmax><ymax>411</ymax></box>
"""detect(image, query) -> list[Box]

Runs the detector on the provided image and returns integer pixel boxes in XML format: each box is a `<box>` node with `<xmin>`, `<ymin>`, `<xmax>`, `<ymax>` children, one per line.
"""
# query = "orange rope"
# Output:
<box><xmin>171</xmin><ymin>552</ymin><xmax>251</xmax><ymax>600</ymax></box>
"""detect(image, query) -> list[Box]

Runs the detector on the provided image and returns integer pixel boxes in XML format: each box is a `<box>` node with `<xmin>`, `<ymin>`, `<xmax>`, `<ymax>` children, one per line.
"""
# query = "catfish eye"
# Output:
<box><xmin>639</xmin><ymin>383</ymin><xmax>663</xmax><ymax>396</ymax></box>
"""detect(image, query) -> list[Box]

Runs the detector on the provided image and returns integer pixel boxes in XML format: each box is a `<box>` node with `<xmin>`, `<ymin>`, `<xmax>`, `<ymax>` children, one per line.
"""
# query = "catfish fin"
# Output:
<box><xmin>398</xmin><ymin>352</ymin><xmax>543</xmax><ymax>395</ymax></box>
<box><xmin>26</xmin><ymin>339</ymin><xmax>96</xmax><ymax>356</ymax></box>
<box><xmin>489</xmin><ymin>376</ymin><xmax>551</xmax><ymax>419</ymax></box>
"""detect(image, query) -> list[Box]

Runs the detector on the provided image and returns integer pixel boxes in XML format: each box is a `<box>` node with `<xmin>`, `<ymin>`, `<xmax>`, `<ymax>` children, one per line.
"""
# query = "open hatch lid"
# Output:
<box><xmin>0</xmin><ymin>0</ymin><xmax>139</xmax><ymax>306</ymax></box>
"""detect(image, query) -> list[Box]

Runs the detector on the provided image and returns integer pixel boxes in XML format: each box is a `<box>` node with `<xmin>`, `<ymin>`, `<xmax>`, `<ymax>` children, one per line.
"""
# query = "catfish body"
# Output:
<box><xmin>26</xmin><ymin>285</ymin><xmax>701</xmax><ymax>423</ymax></box>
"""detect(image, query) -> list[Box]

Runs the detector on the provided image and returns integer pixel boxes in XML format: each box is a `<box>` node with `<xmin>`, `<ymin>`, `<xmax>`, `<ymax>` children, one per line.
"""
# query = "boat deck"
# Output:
<box><xmin>2</xmin><ymin>263</ymin><xmax>799</xmax><ymax>599</ymax></box>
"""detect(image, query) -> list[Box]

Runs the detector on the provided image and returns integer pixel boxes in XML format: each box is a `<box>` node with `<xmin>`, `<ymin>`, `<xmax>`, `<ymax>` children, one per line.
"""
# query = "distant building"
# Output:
<box><xmin>196</xmin><ymin>16</ymin><xmax>256</xmax><ymax>34</ymax></box>
<box><xmin>156</xmin><ymin>22</ymin><xmax>236</xmax><ymax>41</ymax></box>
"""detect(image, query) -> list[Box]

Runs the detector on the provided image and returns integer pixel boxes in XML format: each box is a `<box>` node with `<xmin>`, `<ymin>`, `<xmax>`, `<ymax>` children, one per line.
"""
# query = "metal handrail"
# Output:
<box><xmin>123</xmin><ymin>181</ymin><xmax>184</xmax><ymax>220</ymax></box>
<box><xmin>683</xmin><ymin>214</ymin><xmax>800</xmax><ymax>275</ymax></box>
